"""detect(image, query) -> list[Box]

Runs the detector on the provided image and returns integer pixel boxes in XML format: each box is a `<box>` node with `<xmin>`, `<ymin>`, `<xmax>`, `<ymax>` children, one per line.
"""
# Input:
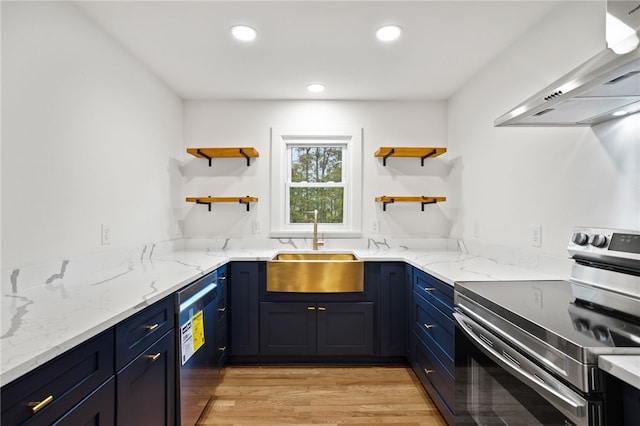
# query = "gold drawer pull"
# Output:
<box><xmin>218</xmin><ymin>346</ymin><xmax>227</xmax><ymax>352</ymax></box>
<box><xmin>145</xmin><ymin>323</ymin><xmax>159</xmax><ymax>331</ymax></box>
<box><xmin>424</xmin><ymin>287</ymin><xmax>435</xmax><ymax>292</ymax></box>
<box><xmin>424</xmin><ymin>369</ymin><xmax>435</xmax><ymax>375</ymax></box>
<box><xmin>28</xmin><ymin>395</ymin><xmax>54</xmax><ymax>413</ymax></box>
<box><xmin>423</xmin><ymin>323</ymin><xmax>434</xmax><ymax>329</ymax></box>
<box><xmin>307</xmin><ymin>306</ymin><xmax>316</xmax><ymax>311</ymax></box>
<box><xmin>318</xmin><ymin>306</ymin><xmax>327</xmax><ymax>311</ymax></box>
<box><xmin>147</xmin><ymin>353</ymin><xmax>161</xmax><ymax>362</ymax></box>
<box><xmin>218</xmin><ymin>307</ymin><xmax>226</xmax><ymax>312</ymax></box>
<box><xmin>218</xmin><ymin>276</ymin><xmax>226</xmax><ymax>280</ymax></box>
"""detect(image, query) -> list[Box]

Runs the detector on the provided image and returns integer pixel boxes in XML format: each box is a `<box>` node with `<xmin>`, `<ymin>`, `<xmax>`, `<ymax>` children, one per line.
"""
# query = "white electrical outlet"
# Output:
<box><xmin>252</xmin><ymin>220</ymin><xmax>260</xmax><ymax>234</ymax></box>
<box><xmin>101</xmin><ymin>224</ymin><xmax>111</xmax><ymax>246</ymax></box>
<box><xmin>530</xmin><ymin>224</ymin><xmax>542</xmax><ymax>247</ymax></box>
<box><xmin>371</xmin><ymin>220</ymin><xmax>380</xmax><ymax>234</ymax></box>
<box><xmin>532</xmin><ymin>287</ymin><xmax>543</xmax><ymax>309</ymax></box>
<box><xmin>473</xmin><ymin>222</ymin><xmax>480</xmax><ymax>239</ymax></box>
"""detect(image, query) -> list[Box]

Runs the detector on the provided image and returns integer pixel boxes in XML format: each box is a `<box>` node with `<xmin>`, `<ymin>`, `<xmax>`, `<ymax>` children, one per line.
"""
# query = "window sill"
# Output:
<box><xmin>269</xmin><ymin>231</ymin><xmax>363</xmax><ymax>239</ymax></box>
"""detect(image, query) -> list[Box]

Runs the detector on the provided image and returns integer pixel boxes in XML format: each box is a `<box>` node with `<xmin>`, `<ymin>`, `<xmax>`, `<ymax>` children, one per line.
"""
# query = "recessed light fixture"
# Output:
<box><xmin>612</xmin><ymin>110</ymin><xmax>629</xmax><ymax>116</ymax></box>
<box><xmin>307</xmin><ymin>83</ymin><xmax>326</xmax><ymax>93</ymax></box>
<box><xmin>231</xmin><ymin>25</ymin><xmax>257</xmax><ymax>41</ymax></box>
<box><xmin>376</xmin><ymin>25</ymin><xmax>402</xmax><ymax>42</ymax></box>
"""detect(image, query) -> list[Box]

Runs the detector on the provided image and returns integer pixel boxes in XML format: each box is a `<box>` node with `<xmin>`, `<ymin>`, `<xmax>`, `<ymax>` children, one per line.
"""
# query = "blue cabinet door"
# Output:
<box><xmin>317</xmin><ymin>302</ymin><xmax>374</xmax><ymax>355</ymax></box>
<box><xmin>116</xmin><ymin>330</ymin><xmax>175</xmax><ymax>426</ymax></box>
<box><xmin>229</xmin><ymin>262</ymin><xmax>262</xmax><ymax>356</ymax></box>
<box><xmin>260</xmin><ymin>302</ymin><xmax>317</xmax><ymax>355</ymax></box>
<box><xmin>378</xmin><ymin>263</ymin><xmax>406</xmax><ymax>356</ymax></box>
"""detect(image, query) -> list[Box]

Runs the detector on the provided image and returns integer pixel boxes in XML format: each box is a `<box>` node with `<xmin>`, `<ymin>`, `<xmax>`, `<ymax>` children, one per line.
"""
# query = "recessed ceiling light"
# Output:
<box><xmin>612</xmin><ymin>110</ymin><xmax>629</xmax><ymax>116</ymax></box>
<box><xmin>376</xmin><ymin>25</ymin><xmax>402</xmax><ymax>42</ymax></box>
<box><xmin>231</xmin><ymin>25</ymin><xmax>257</xmax><ymax>41</ymax></box>
<box><xmin>307</xmin><ymin>83</ymin><xmax>325</xmax><ymax>93</ymax></box>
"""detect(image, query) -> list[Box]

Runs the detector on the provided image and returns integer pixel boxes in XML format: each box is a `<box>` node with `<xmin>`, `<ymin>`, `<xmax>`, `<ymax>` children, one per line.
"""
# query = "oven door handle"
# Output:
<box><xmin>453</xmin><ymin>312</ymin><xmax>590</xmax><ymax>426</ymax></box>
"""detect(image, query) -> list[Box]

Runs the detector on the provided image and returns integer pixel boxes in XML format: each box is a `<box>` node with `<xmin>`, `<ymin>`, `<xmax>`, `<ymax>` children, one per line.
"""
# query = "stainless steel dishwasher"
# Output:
<box><xmin>176</xmin><ymin>268</ymin><xmax>223</xmax><ymax>426</ymax></box>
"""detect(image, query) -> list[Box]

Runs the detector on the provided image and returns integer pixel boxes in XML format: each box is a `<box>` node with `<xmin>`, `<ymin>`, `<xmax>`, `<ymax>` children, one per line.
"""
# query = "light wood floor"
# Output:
<box><xmin>196</xmin><ymin>366</ymin><xmax>447</xmax><ymax>425</ymax></box>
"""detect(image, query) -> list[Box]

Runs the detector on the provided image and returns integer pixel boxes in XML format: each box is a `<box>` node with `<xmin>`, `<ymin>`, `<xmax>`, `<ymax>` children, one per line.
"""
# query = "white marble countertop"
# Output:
<box><xmin>1</xmin><ymin>240</ymin><xmax>563</xmax><ymax>386</ymax></box>
<box><xmin>599</xmin><ymin>356</ymin><xmax>640</xmax><ymax>390</ymax></box>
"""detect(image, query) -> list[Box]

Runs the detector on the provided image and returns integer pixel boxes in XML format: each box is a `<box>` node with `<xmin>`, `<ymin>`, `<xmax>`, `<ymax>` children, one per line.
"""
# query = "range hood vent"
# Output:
<box><xmin>495</xmin><ymin>1</ymin><xmax>640</xmax><ymax>127</ymax></box>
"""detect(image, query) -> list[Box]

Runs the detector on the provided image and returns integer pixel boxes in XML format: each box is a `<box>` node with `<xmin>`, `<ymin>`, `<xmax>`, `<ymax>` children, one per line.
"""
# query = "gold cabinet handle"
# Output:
<box><xmin>318</xmin><ymin>306</ymin><xmax>327</xmax><ymax>311</ymax></box>
<box><xmin>218</xmin><ymin>276</ymin><xmax>227</xmax><ymax>280</ymax></box>
<box><xmin>424</xmin><ymin>369</ymin><xmax>435</xmax><ymax>375</ymax></box>
<box><xmin>218</xmin><ymin>346</ymin><xmax>227</xmax><ymax>352</ymax></box>
<box><xmin>145</xmin><ymin>323</ymin><xmax>159</xmax><ymax>331</ymax></box>
<box><xmin>147</xmin><ymin>353</ymin><xmax>161</xmax><ymax>362</ymax></box>
<box><xmin>218</xmin><ymin>307</ymin><xmax>226</xmax><ymax>312</ymax></box>
<box><xmin>424</xmin><ymin>287</ymin><xmax>435</xmax><ymax>292</ymax></box>
<box><xmin>28</xmin><ymin>395</ymin><xmax>54</xmax><ymax>413</ymax></box>
<box><xmin>423</xmin><ymin>323</ymin><xmax>434</xmax><ymax>329</ymax></box>
<box><xmin>307</xmin><ymin>306</ymin><xmax>316</xmax><ymax>311</ymax></box>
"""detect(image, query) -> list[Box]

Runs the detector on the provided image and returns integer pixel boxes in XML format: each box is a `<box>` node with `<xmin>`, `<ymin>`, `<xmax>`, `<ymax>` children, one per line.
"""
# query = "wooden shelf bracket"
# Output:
<box><xmin>420</xmin><ymin>149</ymin><xmax>438</xmax><ymax>166</ymax></box>
<box><xmin>382</xmin><ymin>149</ymin><xmax>395</xmax><ymax>166</ymax></box>
<box><xmin>196</xmin><ymin>199</ymin><xmax>214</xmax><ymax>212</ymax></box>
<box><xmin>239</xmin><ymin>148</ymin><xmax>251</xmax><ymax>167</ymax></box>
<box><xmin>382</xmin><ymin>197</ymin><xmax>395</xmax><ymax>212</ymax></box>
<box><xmin>196</xmin><ymin>148</ymin><xmax>213</xmax><ymax>167</ymax></box>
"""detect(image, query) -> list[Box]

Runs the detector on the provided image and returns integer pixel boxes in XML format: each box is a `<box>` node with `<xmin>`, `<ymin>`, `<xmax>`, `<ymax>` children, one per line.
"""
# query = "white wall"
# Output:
<box><xmin>448</xmin><ymin>1</ymin><xmax>640</xmax><ymax>258</ymax></box>
<box><xmin>1</xmin><ymin>2</ymin><xmax>184</xmax><ymax>268</ymax></box>
<box><xmin>182</xmin><ymin>101</ymin><xmax>449</xmax><ymax>240</ymax></box>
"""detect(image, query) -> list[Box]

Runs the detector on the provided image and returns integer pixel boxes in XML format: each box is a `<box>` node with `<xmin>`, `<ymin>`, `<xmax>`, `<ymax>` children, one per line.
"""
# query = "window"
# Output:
<box><xmin>288</xmin><ymin>145</ymin><xmax>345</xmax><ymax>224</ymax></box>
<box><xmin>270</xmin><ymin>128</ymin><xmax>362</xmax><ymax>237</ymax></box>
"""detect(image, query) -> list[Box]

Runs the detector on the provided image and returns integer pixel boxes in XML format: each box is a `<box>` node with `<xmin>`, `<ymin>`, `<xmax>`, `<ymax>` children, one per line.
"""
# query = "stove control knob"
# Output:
<box><xmin>590</xmin><ymin>234</ymin><xmax>608</xmax><ymax>248</ymax></box>
<box><xmin>571</xmin><ymin>232</ymin><xmax>589</xmax><ymax>246</ymax></box>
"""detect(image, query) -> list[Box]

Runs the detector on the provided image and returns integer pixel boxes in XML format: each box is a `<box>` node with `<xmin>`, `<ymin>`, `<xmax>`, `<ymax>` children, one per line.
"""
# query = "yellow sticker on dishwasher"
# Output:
<box><xmin>192</xmin><ymin>310</ymin><xmax>205</xmax><ymax>353</ymax></box>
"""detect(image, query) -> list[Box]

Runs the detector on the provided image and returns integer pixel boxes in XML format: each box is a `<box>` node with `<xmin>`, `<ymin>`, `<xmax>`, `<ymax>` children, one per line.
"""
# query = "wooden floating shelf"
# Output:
<box><xmin>374</xmin><ymin>147</ymin><xmax>446</xmax><ymax>166</ymax></box>
<box><xmin>187</xmin><ymin>147</ymin><xmax>259</xmax><ymax>166</ymax></box>
<box><xmin>186</xmin><ymin>196</ymin><xmax>259</xmax><ymax>212</ymax></box>
<box><xmin>375</xmin><ymin>196</ymin><xmax>446</xmax><ymax>212</ymax></box>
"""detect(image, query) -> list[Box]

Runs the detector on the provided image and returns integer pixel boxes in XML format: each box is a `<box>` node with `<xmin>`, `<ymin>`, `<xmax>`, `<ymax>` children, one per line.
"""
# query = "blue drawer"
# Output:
<box><xmin>413</xmin><ymin>269</ymin><xmax>453</xmax><ymax>316</ymax></box>
<box><xmin>115</xmin><ymin>296</ymin><xmax>174</xmax><ymax>371</ymax></box>
<box><xmin>1</xmin><ymin>330</ymin><xmax>114</xmax><ymax>426</ymax></box>
<box><xmin>413</xmin><ymin>292</ymin><xmax>454</xmax><ymax>373</ymax></box>
<box><xmin>411</xmin><ymin>331</ymin><xmax>454</xmax><ymax>424</ymax></box>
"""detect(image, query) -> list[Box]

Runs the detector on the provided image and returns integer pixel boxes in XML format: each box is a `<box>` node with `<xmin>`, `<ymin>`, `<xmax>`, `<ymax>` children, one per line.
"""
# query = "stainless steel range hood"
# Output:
<box><xmin>495</xmin><ymin>1</ymin><xmax>640</xmax><ymax>127</ymax></box>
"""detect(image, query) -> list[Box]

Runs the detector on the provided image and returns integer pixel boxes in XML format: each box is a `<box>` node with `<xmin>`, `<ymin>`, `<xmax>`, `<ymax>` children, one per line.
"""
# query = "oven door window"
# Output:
<box><xmin>458</xmin><ymin>355</ymin><xmax>574</xmax><ymax>425</ymax></box>
<box><xmin>455</xmin><ymin>326</ymin><xmax>588</xmax><ymax>426</ymax></box>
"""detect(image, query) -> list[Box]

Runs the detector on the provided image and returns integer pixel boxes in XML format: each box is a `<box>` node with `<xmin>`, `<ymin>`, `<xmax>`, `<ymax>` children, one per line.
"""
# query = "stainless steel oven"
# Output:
<box><xmin>454</xmin><ymin>227</ymin><xmax>640</xmax><ymax>426</ymax></box>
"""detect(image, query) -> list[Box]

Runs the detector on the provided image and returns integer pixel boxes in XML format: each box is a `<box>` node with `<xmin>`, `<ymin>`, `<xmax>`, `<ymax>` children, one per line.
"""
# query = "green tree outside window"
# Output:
<box><xmin>289</xmin><ymin>146</ymin><xmax>344</xmax><ymax>224</ymax></box>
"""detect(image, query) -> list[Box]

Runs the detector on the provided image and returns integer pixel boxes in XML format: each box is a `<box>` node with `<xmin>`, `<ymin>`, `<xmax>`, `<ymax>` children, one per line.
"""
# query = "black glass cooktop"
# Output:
<box><xmin>455</xmin><ymin>280</ymin><xmax>640</xmax><ymax>352</ymax></box>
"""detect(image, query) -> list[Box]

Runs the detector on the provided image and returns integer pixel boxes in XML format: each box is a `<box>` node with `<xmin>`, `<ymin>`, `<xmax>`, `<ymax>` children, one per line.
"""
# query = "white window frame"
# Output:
<box><xmin>270</xmin><ymin>127</ymin><xmax>362</xmax><ymax>238</ymax></box>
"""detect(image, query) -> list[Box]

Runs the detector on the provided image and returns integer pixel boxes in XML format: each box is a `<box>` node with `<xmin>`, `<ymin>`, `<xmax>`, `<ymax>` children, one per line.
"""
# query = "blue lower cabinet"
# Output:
<box><xmin>259</xmin><ymin>301</ymin><xmax>374</xmax><ymax>356</ymax></box>
<box><xmin>229</xmin><ymin>262</ymin><xmax>262</xmax><ymax>356</ymax></box>
<box><xmin>409</xmin><ymin>267</ymin><xmax>455</xmax><ymax>425</ymax></box>
<box><xmin>378</xmin><ymin>263</ymin><xmax>407</xmax><ymax>356</ymax></box>
<box><xmin>116</xmin><ymin>330</ymin><xmax>175</xmax><ymax>426</ymax></box>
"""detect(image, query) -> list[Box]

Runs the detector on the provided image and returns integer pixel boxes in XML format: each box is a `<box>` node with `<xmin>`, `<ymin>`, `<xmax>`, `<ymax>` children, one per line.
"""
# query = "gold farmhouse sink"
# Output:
<box><xmin>267</xmin><ymin>252</ymin><xmax>364</xmax><ymax>293</ymax></box>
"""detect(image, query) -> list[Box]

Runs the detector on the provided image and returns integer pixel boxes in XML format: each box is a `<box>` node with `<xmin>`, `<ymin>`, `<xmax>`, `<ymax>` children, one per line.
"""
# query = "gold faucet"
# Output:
<box><xmin>312</xmin><ymin>209</ymin><xmax>324</xmax><ymax>250</ymax></box>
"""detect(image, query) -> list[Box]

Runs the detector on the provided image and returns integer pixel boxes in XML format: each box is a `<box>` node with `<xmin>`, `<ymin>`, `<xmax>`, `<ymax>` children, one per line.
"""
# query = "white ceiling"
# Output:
<box><xmin>75</xmin><ymin>1</ymin><xmax>561</xmax><ymax>101</ymax></box>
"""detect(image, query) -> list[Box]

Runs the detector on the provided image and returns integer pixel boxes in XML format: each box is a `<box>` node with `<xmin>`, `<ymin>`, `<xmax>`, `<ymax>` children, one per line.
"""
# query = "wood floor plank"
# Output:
<box><xmin>195</xmin><ymin>366</ymin><xmax>447</xmax><ymax>426</ymax></box>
